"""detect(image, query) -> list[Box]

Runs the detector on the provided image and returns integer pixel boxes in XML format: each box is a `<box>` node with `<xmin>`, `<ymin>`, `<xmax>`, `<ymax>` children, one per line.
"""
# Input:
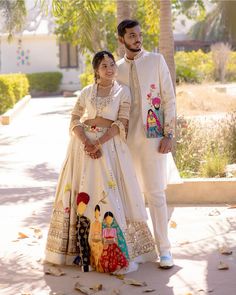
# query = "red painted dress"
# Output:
<box><xmin>99</xmin><ymin>227</ymin><xmax>128</xmax><ymax>273</ymax></box>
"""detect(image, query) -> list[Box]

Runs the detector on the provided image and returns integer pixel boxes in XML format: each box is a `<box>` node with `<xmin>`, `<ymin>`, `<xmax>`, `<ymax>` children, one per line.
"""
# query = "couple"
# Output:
<box><xmin>45</xmin><ymin>19</ymin><xmax>180</xmax><ymax>274</ymax></box>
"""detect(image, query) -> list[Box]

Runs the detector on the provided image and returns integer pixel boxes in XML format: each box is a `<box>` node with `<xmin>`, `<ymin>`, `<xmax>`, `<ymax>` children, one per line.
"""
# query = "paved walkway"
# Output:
<box><xmin>0</xmin><ymin>97</ymin><xmax>236</xmax><ymax>295</ymax></box>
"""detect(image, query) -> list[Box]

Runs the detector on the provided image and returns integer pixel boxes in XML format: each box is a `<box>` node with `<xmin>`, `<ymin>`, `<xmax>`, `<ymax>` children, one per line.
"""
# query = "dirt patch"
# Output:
<box><xmin>176</xmin><ymin>83</ymin><xmax>236</xmax><ymax>116</ymax></box>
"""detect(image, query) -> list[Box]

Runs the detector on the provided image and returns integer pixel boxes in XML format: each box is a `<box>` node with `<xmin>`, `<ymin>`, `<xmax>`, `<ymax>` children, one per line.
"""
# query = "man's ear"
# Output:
<box><xmin>118</xmin><ymin>36</ymin><xmax>124</xmax><ymax>44</ymax></box>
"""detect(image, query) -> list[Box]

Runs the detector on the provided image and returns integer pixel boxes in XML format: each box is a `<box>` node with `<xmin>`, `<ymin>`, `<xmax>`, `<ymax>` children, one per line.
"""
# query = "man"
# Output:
<box><xmin>116</xmin><ymin>19</ymin><xmax>179</xmax><ymax>268</ymax></box>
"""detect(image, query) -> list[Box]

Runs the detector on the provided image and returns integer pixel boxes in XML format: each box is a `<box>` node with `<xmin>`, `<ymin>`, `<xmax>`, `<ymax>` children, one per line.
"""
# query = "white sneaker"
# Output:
<box><xmin>159</xmin><ymin>252</ymin><xmax>174</xmax><ymax>269</ymax></box>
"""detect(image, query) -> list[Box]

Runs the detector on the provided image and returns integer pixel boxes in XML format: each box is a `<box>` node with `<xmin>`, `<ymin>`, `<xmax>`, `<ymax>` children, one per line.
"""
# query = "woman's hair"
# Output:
<box><xmin>104</xmin><ymin>211</ymin><xmax>114</xmax><ymax>219</ymax></box>
<box><xmin>117</xmin><ymin>19</ymin><xmax>140</xmax><ymax>37</ymax></box>
<box><xmin>92</xmin><ymin>50</ymin><xmax>115</xmax><ymax>82</ymax></box>
<box><xmin>95</xmin><ymin>204</ymin><xmax>100</xmax><ymax>212</ymax></box>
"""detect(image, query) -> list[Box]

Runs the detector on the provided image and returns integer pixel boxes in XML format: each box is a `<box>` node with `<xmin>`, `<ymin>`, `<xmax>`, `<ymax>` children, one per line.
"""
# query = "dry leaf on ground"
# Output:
<box><xmin>45</xmin><ymin>266</ymin><xmax>65</xmax><ymax>276</ymax></box>
<box><xmin>90</xmin><ymin>284</ymin><xmax>102</xmax><ymax>291</ymax></box>
<box><xmin>74</xmin><ymin>282</ymin><xmax>93</xmax><ymax>295</ymax></box>
<box><xmin>33</xmin><ymin>228</ymin><xmax>43</xmax><ymax>239</ymax></box>
<box><xmin>169</xmin><ymin>220</ymin><xmax>177</xmax><ymax>229</ymax></box>
<box><xmin>110</xmin><ymin>273</ymin><xmax>125</xmax><ymax>280</ymax></box>
<box><xmin>123</xmin><ymin>278</ymin><xmax>147</xmax><ymax>286</ymax></box>
<box><xmin>208</xmin><ymin>209</ymin><xmax>220</xmax><ymax>216</ymax></box>
<box><xmin>111</xmin><ymin>289</ymin><xmax>120</xmax><ymax>295</ymax></box>
<box><xmin>18</xmin><ymin>232</ymin><xmax>29</xmax><ymax>239</ymax></box>
<box><xmin>227</xmin><ymin>204</ymin><xmax>236</xmax><ymax>209</ymax></box>
<box><xmin>217</xmin><ymin>261</ymin><xmax>229</xmax><ymax>270</ymax></box>
<box><xmin>219</xmin><ymin>246</ymin><xmax>233</xmax><ymax>255</ymax></box>
<box><xmin>143</xmin><ymin>289</ymin><xmax>156</xmax><ymax>293</ymax></box>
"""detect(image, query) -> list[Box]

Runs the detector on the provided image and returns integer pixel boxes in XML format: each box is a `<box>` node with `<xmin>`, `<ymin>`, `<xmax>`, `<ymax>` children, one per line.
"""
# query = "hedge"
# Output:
<box><xmin>0</xmin><ymin>73</ymin><xmax>29</xmax><ymax>114</ymax></box>
<box><xmin>26</xmin><ymin>72</ymin><xmax>63</xmax><ymax>93</ymax></box>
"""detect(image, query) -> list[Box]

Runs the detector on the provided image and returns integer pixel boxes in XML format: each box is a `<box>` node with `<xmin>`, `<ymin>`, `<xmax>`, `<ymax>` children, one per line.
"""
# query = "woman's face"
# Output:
<box><xmin>95</xmin><ymin>209</ymin><xmax>100</xmax><ymax>219</ymax></box>
<box><xmin>96</xmin><ymin>57</ymin><xmax>116</xmax><ymax>82</ymax></box>
<box><xmin>105</xmin><ymin>215</ymin><xmax>113</xmax><ymax>226</ymax></box>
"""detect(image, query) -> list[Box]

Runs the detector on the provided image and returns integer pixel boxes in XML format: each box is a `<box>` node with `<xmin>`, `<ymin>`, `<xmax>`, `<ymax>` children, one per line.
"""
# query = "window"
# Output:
<box><xmin>59</xmin><ymin>42</ymin><xmax>78</xmax><ymax>68</ymax></box>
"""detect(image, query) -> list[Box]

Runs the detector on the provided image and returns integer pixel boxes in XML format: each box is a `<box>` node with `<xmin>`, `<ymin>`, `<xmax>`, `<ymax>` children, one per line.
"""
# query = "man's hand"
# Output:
<box><xmin>158</xmin><ymin>137</ymin><xmax>173</xmax><ymax>154</ymax></box>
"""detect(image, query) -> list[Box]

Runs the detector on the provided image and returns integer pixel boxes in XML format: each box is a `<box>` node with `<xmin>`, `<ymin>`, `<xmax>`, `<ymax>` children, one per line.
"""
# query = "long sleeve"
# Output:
<box><xmin>159</xmin><ymin>54</ymin><xmax>176</xmax><ymax>136</ymax></box>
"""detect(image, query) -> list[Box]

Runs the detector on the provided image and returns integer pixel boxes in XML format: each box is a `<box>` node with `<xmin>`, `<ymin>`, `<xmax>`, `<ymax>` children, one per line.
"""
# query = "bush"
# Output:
<box><xmin>175</xmin><ymin>112</ymin><xmax>236</xmax><ymax>178</ymax></box>
<box><xmin>226</xmin><ymin>52</ymin><xmax>236</xmax><ymax>82</ymax></box>
<box><xmin>27</xmin><ymin>72</ymin><xmax>62</xmax><ymax>94</ymax></box>
<box><xmin>175</xmin><ymin>50</ymin><xmax>214</xmax><ymax>83</ymax></box>
<box><xmin>0</xmin><ymin>73</ymin><xmax>29</xmax><ymax>114</ymax></box>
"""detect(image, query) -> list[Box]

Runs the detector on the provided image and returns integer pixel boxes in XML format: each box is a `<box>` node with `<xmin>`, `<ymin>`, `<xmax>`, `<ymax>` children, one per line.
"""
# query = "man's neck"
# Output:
<box><xmin>125</xmin><ymin>50</ymin><xmax>140</xmax><ymax>60</ymax></box>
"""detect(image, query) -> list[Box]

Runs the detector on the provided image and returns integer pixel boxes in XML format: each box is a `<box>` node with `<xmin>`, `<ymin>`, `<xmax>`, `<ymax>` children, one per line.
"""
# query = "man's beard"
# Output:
<box><xmin>124</xmin><ymin>41</ymin><xmax>141</xmax><ymax>52</ymax></box>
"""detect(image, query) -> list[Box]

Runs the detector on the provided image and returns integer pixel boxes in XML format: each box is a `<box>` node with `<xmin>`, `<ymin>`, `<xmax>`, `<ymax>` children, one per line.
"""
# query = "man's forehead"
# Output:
<box><xmin>125</xmin><ymin>26</ymin><xmax>141</xmax><ymax>34</ymax></box>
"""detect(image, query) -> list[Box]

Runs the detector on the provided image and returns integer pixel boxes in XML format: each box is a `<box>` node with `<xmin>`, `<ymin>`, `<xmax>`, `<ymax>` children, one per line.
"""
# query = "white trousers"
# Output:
<box><xmin>127</xmin><ymin>133</ymin><xmax>178</xmax><ymax>254</ymax></box>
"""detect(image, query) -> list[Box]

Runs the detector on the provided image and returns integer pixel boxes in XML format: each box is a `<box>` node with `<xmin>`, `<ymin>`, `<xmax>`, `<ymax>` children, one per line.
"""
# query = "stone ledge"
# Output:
<box><xmin>0</xmin><ymin>95</ymin><xmax>31</xmax><ymax>125</ymax></box>
<box><xmin>166</xmin><ymin>178</ymin><xmax>236</xmax><ymax>204</ymax></box>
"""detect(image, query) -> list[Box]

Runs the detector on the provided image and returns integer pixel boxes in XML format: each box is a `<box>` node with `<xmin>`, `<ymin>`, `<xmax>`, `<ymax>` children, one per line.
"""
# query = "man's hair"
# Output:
<box><xmin>117</xmin><ymin>19</ymin><xmax>140</xmax><ymax>37</ymax></box>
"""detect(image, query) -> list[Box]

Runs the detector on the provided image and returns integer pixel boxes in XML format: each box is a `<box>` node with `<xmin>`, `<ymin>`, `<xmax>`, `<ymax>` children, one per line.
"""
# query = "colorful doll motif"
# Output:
<box><xmin>146</xmin><ymin>84</ymin><xmax>164</xmax><ymax>138</ymax></box>
<box><xmin>146</xmin><ymin>109</ymin><xmax>162</xmax><ymax>138</ymax></box>
<box><xmin>89</xmin><ymin>204</ymin><xmax>103</xmax><ymax>272</ymax></box>
<box><xmin>99</xmin><ymin>211</ymin><xmax>129</xmax><ymax>273</ymax></box>
<box><xmin>73</xmin><ymin>192</ymin><xmax>91</xmax><ymax>272</ymax></box>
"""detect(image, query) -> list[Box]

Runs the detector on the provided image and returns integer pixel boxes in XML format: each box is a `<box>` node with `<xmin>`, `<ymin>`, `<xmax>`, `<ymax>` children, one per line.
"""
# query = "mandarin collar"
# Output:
<box><xmin>124</xmin><ymin>49</ymin><xmax>144</xmax><ymax>63</ymax></box>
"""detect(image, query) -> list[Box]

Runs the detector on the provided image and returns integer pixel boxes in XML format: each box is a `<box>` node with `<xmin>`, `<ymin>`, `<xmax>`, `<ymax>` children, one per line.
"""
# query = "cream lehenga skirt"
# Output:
<box><xmin>45</xmin><ymin>125</ymin><xmax>157</xmax><ymax>268</ymax></box>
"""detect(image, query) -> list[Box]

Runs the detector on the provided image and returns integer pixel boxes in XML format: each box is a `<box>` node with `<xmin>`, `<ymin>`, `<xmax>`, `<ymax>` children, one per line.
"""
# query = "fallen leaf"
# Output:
<box><xmin>208</xmin><ymin>209</ymin><xmax>220</xmax><ymax>216</ymax></box>
<box><xmin>111</xmin><ymin>289</ymin><xmax>120</xmax><ymax>295</ymax></box>
<box><xmin>217</xmin><ymin>261</ymin><xmax>229</xmax><ymax>270</ymax></box>
<box><xmin>227</xmin><ymin>204</ymin><xmax>236</xmax><ymax>209</ymax></box>
<box><xmin>178</xmin><ymin>240</ymin><xmax>190</xmax><ymax>246</ymax></box>
<box><xmin>110</xmin><ymin>273</ymin><xmax>125</xmax><ymax>280</ymax></box>
<box><xmin>21</xmin><ymin>292</ymin><xmax>32</xmax><ymax>295</ymax></box>
<box><xmin>123</xmin><ymin>278</ymin><xmax>147</xmax><ymax>286</ymax></box>
<box><xmin>219</xmin><ymin>246</ymin><xmax>233</xmax><ymax>255</ymax></box>
<box><xmin>18</xmin><ymin>232</ymin><xmax>29</xmax><ymax>239</ymax></box>
<box><xmin>33</xmin><ymin>228</ymin><xmax>43</xmax><ymax>239</ymax></box>
<box><xmin>45</xmin><ymin>266</ymin><xmax>65</xmax><ymax>276</ymax></box>
<box><xmin>169</xmin><ymin>220</ymin><xmax>177</xmax><ymax>229</ymax></box>
<box><xmin>74</xmin><ymin>282</ymin><xmax>93</xmax><ymax>294</ymax></box>
<box><xmin>198</xmin><ymin>289</ymin><xmax>214</xmax><ymax>293</ymax></box>
<box><xmin>90</xmin><ymin>284</ymin><xmax>102</xmax><ymax>291</ymax></box>
<box><xmin>143</xmin><ymin>289</ymin><xmax>156</xmax><ymax>293</ymax></box>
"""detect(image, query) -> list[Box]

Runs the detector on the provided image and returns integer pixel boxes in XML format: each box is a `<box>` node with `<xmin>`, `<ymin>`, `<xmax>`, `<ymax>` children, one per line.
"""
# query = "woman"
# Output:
<box><xmin>45</xmin><ymin>51</ymin><xmax>157</xmax><ymax>273</ymax></box>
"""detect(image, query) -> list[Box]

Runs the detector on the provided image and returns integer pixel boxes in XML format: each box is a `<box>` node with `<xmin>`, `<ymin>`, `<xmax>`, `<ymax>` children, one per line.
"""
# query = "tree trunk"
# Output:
<box><xmin>159</xmin><ymin>0</ymin><xmax>177</xmax><ymax>155</ymax></box>
<box><xmin>159</xmin><ymin>0</ymin><xmax>176</xmax><ymax>91</ymax></box>
<box><xmin>116</xmin><ymin>0</ymin><xmax>132</xmax><ymax>57</ymax></box>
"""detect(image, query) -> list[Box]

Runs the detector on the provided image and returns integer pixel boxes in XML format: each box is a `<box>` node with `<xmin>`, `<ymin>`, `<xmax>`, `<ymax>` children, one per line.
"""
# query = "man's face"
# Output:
<box><xmin>121</xmin><ymin>25</ymin><xmax>143</xmax><ymax>53</ymax></box>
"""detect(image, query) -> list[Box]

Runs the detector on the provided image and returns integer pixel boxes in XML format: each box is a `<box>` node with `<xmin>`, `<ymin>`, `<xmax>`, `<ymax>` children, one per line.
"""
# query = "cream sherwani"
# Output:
<box><xmin>117</xmin><ymin>50</ymin><xmax>181</xmax><ymax>254</ymax></box>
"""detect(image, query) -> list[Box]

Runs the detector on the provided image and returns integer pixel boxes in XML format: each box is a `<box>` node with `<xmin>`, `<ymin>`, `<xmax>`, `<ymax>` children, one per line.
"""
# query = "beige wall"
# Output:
<box><xmin>1</xmin><ymin>34</ymin><xmax>83</xmax><ymax>91</ymax></box>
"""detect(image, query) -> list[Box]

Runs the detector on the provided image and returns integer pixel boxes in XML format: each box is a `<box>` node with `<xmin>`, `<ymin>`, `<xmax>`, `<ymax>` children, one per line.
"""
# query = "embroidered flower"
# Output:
<box><xmin>64</xmin><ymin>207</ymin><xmax>70</xmax><ymax>214</ymax></box>
<box><xmin>64</xmin><ymin>183</ymin><xmax>71</xmax><ymax>193</ymax></box>
<box><xmin>150</xmin><ymin>84</ymin><xmax>156</xmax><ymax>89</ymax></box>
<box><xmin>147</xmin><ymin>93</ymin><xmax>152</xmax><ymax>99</ymax></box>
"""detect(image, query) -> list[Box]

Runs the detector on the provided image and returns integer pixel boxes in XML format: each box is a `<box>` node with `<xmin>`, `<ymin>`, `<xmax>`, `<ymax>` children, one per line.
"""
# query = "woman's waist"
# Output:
<box><xmin>84</xmin><ymin>117</ymin><xmax>113</xmax><ymax>128</ymax></box>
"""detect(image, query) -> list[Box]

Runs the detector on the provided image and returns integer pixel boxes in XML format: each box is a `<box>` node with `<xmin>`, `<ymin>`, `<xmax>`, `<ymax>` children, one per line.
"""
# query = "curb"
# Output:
<box><xmin>167</xmin><ymin>178</ymin><xmax>236</xmax><ymax>204</ymax></box>
<box><xmin>0</xmin><ymin>94</ymin><xmax>31</xmax><ymax>125</ymax></box>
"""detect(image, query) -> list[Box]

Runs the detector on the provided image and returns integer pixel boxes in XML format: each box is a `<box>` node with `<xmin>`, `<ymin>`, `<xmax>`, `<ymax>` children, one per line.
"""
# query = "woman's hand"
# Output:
<box><xmin>84</xmin><ymin>139</ymin><xmax>98</xmax><ymax>153</ymax></box>
<box><xmin>89</xmin><ymin>149</ymin><xmax>102</xmax><ymax>160</ymax></box>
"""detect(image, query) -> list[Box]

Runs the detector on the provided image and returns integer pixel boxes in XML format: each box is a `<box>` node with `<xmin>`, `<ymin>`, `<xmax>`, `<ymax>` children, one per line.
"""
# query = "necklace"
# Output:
<box><xmin>98</xmin><ymin>83</ymin><xmax>113</xmax><ymax>89</ymax></box>
<box><xmin>90</xmin><ymin>83</ymin><xmax>115</xmax><ymax>114</ymax></box>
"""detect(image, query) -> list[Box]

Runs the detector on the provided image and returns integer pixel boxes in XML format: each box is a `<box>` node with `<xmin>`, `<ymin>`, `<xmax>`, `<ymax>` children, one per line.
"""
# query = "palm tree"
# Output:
<box><xmin>116</xmin><ymin>0</ymin><xmax>132</xmax><ymax>57</ymax></box>
<box><xmin>189</xmin><ymin>1</ymin><xmax>236</xmax><ymax>48</ymax></box>
<box><xmin>159</xmin><ymin>0</ymin><xmax>176</xmax><ymax>90</ymax></box>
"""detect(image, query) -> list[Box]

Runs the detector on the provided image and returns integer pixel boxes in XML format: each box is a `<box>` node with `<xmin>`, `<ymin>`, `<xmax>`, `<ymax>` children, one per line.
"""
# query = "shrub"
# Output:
<box><xmin>175</xmin><ymin>113</ymin><xmax>236</xmax><ymax>178</ymax></box>
<box><xmin>175</xmin><ymin>50</ymin><xmax>214</xmax><ymax>84</ymax></box>
<box><xmin>0</xmin><ymin>73</ymin><xmax>29</xmax><ymax>114</ymax></box>
<box><xmin>27</xmin><ymin>72</ymin><xmax>62</xmax><ymax>94</ymax></box>
<box><xmin>226</xmin><ymin>52</ymin><xmax>236</xmax><ymax>82</ymax></box>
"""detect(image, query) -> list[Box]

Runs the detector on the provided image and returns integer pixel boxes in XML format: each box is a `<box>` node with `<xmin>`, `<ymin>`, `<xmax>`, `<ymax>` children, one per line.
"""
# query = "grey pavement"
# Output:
<box><xmin>0</xmin><ymin>97</ymin><xmax>236</xmax><ymax>295</ymax></box>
